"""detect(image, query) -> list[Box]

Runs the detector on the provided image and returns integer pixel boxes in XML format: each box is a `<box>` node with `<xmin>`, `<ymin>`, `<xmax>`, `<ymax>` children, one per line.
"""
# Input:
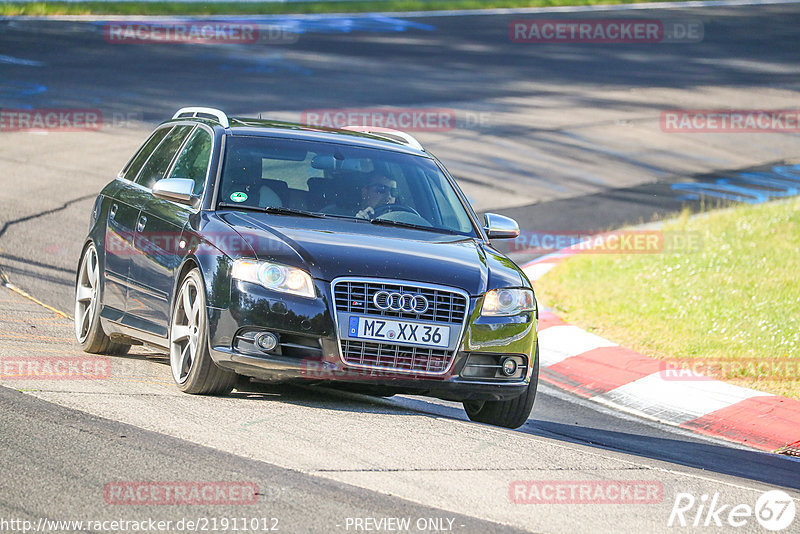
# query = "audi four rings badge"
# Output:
<box><xmin>373</xmin><ymin>291</ymin><xmax>429</xmax><ymax>314</ymax></box>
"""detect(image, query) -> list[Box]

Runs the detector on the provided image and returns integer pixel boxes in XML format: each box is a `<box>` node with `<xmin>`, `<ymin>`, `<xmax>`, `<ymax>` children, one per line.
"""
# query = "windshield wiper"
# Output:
<box><xmin>319</xmin><ymin>213</ymin><xmax>370</xmax><ymax>222</ymax></box>
<box><xmin>217</xmin><ymin>203</ymin><xmax>326</xmax><ymax>218</ymax></box>
<box><xmin>369</xmin><ymin>218</ymin><xmax>461</xmax><ymax>235</ymax></box>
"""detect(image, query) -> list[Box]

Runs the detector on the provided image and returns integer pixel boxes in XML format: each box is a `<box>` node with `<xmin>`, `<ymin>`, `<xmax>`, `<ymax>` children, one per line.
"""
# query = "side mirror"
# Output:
<box><xmin>152</xmin><ymin>178</ymin><xmax>196</xmax><ymax>205</ymax></box>
<box><xmin>483</xmin><ymin>213</ymin><xmax>520</xmax><ymax>239</ymax></box>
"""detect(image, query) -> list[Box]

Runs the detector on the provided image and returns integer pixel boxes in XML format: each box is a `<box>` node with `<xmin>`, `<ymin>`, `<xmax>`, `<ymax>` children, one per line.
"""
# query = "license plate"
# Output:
<box><xmin>348</xmin><ymin>317</ymin><xmax>450</xmax><ymax>349</ymax></box>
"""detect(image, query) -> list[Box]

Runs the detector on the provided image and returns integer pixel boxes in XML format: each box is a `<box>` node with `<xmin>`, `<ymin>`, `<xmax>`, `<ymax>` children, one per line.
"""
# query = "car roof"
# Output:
<box><xmin>162</xmin><ymin>114</ymin><xmax>429</xmax><ymax>157</ymax></box>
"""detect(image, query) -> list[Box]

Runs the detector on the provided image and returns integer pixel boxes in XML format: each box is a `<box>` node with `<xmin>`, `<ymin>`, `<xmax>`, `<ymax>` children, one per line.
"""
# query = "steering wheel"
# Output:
<box><xmin>372</xmin><ymin>203</ymin><xmax>421</xmax><ymax>218</ymax></box>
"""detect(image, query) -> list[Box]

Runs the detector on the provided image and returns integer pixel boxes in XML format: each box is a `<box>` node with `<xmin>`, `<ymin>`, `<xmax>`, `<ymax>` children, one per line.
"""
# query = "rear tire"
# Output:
<box><xmin>463</xmin><ymin>345</ymin><xmax>539</xmax><ymax>429</ymax></box>
<box><xmin>75</xmin><ymin>243</ymin><xmax>130</xmax><ymax>355</ymax></box>
<box><xmin>169</xmin><ymin>269</ymin><xmax>236</xmax><ymax>395</ymax></box>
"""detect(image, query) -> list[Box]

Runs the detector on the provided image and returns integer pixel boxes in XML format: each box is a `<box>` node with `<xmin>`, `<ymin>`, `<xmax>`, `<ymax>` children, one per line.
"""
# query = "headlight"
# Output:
<box><xmin>481</xmin><ymin>288</ymin><xmax>536</xmax><ymax>316</ymax></box>
<box><xmin>231</xmin><ymin>259</ymin><xmax>315</xmax><ymax>299</ymax></box>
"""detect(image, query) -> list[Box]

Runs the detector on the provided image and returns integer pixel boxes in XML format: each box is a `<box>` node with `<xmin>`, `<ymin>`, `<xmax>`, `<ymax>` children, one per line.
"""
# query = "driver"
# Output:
<box><xmin>354</xmin><ymin>174</ymin><xmax>397</xmax><ymax>219</ymax></box>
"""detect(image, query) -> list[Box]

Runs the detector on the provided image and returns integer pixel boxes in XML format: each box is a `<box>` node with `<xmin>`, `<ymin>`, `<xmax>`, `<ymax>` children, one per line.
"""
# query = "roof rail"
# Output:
<box><xmin>172</xmin><ymin>107</ymin><xmax>229</xmax><ymax>128</ymax></box>
<box><xmin>341</xmin><ymin>125</ymin><xmax>424</xmax><ymax>151</ymax></box>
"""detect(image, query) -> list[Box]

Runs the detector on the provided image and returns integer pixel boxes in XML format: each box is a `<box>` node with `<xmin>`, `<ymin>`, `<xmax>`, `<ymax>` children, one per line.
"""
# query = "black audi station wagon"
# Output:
<box><xmin>76</xmin><ymin>107</ymin><xmax>539</xmax><ymax>428</ymax></box>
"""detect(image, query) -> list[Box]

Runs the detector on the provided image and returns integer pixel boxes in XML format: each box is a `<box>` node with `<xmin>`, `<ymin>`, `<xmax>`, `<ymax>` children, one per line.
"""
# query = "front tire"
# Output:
<box><xmin>463</xmin><ymin>345</ymin><xmax>539</xmax><ymax>429</ymax></box>
<box><xmin>75</xmin><ymin>243</ymin><xmax>129</xmax><ymax>355</ymax></box>
<box><xmin>169</xmin><ymin>269</ymin><xmax>236</xmax><ymax>395</ymax></box>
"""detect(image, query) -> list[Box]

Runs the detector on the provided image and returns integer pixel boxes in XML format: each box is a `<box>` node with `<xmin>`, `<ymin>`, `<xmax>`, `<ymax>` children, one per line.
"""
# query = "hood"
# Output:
<box><xmin>218</xmin><ymin>212</ymin><xmax>526</xmax><ymax>296</ymax></box>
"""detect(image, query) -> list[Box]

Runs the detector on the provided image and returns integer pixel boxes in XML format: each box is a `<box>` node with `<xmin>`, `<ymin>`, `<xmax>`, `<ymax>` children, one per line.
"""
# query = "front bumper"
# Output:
<box><xmin>206</xmin><ymin>279</ymin><xmax>538</xmax><ymax>402</ymax></box>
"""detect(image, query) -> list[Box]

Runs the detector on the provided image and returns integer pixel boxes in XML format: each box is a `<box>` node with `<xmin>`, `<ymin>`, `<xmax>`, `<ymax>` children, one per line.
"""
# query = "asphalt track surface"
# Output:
<box><xmin>1</xmin><ymin>3</ymin><xmax>800</xmax><ymax>533</ymax></box>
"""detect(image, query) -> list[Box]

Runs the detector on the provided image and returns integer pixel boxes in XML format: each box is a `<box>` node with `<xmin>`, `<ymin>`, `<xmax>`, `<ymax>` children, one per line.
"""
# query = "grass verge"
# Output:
<box><xmin>534</xmin><ymin>198</ymin><xmax>800</xmax><ymax>399</ymax></box>
<box><xmin>0</xmin><ymin>0</ymin><xmax>692</xmax><ymax>17</ymax></box>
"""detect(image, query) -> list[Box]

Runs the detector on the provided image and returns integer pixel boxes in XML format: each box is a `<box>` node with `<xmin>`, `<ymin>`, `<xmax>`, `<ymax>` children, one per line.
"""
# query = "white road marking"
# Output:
<box><xmin>537</xmin><ymin>324</ymin><xmax>617</xmax><ymax>367</ymax></box>
<box><xmin>595</xmin><ymin>372</ymin><xmax>772</xmax><ymax>425</ymax></box>
<box><xmin>522</xmin><ymin>262</ymin><xmax>556</xmax><ymax>282</ymax></box>
<box><xmin>0</xmin><ymin>54</ymin><xmax>44</xmax><ymax>67</ymax></box>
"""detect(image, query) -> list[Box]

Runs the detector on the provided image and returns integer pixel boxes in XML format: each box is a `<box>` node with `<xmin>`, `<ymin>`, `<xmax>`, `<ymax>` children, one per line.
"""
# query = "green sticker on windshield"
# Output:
<box><xmin>230</xmin><ymin>192</ymin><xmax>248</xmax><ymax>203</ymax></box>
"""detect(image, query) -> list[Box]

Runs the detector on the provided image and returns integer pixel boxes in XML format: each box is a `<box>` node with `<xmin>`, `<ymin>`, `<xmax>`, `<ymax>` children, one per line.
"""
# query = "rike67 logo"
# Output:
<box><xmin>668</xmin><ymin>490</ymin><xmax>796</xmax><ymax>531</ymax></box>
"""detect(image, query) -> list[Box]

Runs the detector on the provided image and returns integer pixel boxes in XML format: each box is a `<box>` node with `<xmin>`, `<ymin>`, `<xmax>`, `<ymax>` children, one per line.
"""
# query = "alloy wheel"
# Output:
<box><xmin>75</xmin><ymin>245</ymin><xmax>100</xmax><ymax>343</ymax></box>
<box><xmin>170</xmin><ymin>275</ymin><xmax>202</xmax><ymax>384</ymax></box>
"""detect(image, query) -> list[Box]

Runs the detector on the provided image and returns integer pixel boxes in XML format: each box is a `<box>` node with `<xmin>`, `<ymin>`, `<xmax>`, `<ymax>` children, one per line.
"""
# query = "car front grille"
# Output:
<box><xmin>341</xmin><ymin>340</ymin><xmax>451</xmax><ymax>374</ymax></box>
<box><xmin>333</xmin><ymin>280</ymin><xmax>468</xmax><ymax>324</ymax></box>
<box><xmin>333</xmin><ymin>279</ymin><xmax>469</xmax><ymax>375</ymax></box>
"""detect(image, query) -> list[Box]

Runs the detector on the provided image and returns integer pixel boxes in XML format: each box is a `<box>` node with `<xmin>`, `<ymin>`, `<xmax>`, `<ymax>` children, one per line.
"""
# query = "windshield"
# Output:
<box><xmin>218</xmin><ymin>136</ymin><xmax>477</xmax><ymax>236</ymax></box>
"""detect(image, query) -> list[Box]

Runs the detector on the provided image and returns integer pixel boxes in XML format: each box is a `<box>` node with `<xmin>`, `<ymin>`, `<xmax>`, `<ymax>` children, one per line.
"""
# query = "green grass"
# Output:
<box><xmin>0</xmin><ymin>0</ymin><xmax>692</xmax><ymax>17</ymax></box>
<box><xmin>535</xmin><ymin>198</ymin><xmax>800</xmax><ymax>399</ymax></box>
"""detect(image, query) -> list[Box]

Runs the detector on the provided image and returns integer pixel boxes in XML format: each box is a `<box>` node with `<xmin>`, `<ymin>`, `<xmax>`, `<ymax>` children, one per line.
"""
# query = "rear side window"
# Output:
<box><xmin>134</xmin><ymin>125</ymin><xmax>193</xmax><ymax>189</ymax></box>
<box><xmin>259</xmin><ymin>151</ymin><xmax>324</xmax><ymax>191</ymax></box>
<box><xmin>121</xmin><ymin>127</ymin><xmax>170</xmax><ymax>181</ymax></box>
<box><xmin>169</xmin><ymin>127</ymin><xmax>213</xmax><ymax>195</ymax></box>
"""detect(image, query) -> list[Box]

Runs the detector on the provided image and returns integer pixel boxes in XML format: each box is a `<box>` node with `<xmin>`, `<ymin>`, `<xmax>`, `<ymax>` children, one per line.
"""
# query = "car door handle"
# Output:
<box><xmin>109</xmin><ymin>204</ymin><xmax>118</xmax><ymax>220</ymax></box>
<box><xmin>137</xmin><ymin>216</ymin><xmax>147</xmax><ymax>232</ymax></box>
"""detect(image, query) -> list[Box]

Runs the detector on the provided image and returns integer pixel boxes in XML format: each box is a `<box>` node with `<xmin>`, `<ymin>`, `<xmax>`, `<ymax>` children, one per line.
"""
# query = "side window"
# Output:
<box><xmin>121</xmin><ymin>128</ymin><xmax>170</xmax><ymax>181</ymax></box>
<box><xmin>169</xmin><ymin>127</ymin><xmax>212</xmax><ymax>195</ymax></box>
<box><xmin>134</xmin><ymin>125</ymin><xmax>193</xmax><ymax>189</ymax></box>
